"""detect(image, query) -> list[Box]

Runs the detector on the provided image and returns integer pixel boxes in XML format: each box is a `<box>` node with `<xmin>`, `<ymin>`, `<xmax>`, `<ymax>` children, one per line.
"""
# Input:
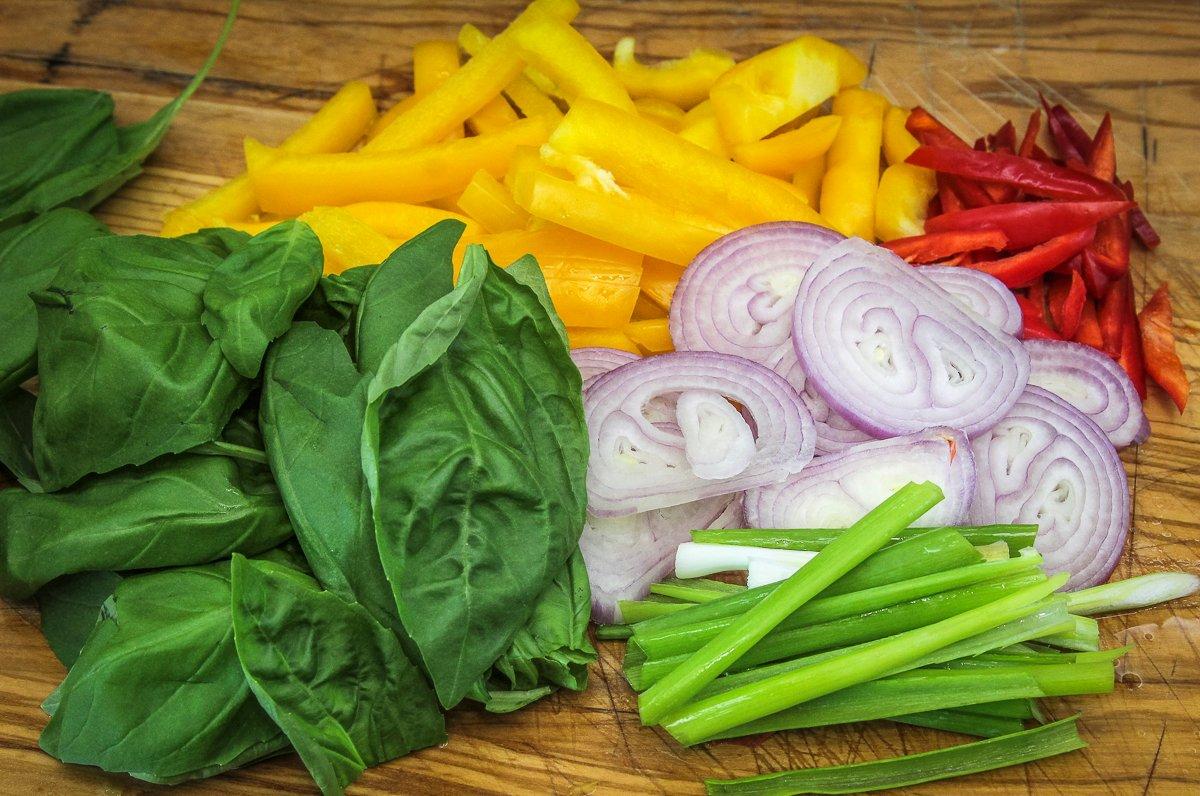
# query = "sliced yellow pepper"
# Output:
<box><xmin>820</xmin><ymin>88</ymin><xmax>888</xmax><ymax>240</ymax></box>
<box><xmin>511</xmin><ymin>167</ymin><xmax>729</xmax><ymax>265</ymax></box>
<box><xmin>883</xmin><ymin>105</ymin><xmax>920</xmax><ymax>166</ymax></box>
<box><xmin>791</xmin><ymin>154</ymin><xmax>826</xmax><ymax>207</ymax></box>
<box><xmin>457</xmin><ymin>169</ymin><xmax>530</xmax><ymax>232</ymax></box>
<box><xmin>732</xmin><ymin>115</ymin><xmax>841</xmax><ymax>177</ymax></box>
<box><xmin>338</xmin><ymin>201</ymin><xmax>480</xmax><ymax>241</ymax></box>
<box><xmin>566</xmin><ymin>327</ymin><xmax>641</xmax><ymax>354</ymax></box>
<box><xmin>640</xmin><ymin>256</ymin><xmax>686</xmax><ymax>310</ymax></box>
<box><xmin>412</xmin><ymin>40</ymin><xmax>463</xmax><ymax>140</ymax></box>
<box><xmin>548</xmin><ymin>99</ymin><xmax>827</xmax><ymax>229</ymax></box>
<box><xmin>541</xmin><ymin>261</ymin><xmax>642</xmax><ymax>327</ymax></box>
<box><xmin>678</xmin><ymin>102</ymin><xmax>731</xmax><ymax>159</ymax></box>
<box><xmin>248</xmin><ymin>117</ymin><xmax>551</xmax><ymax>216</ymax></box>
<box><xmin>625</xmin><ymin>318</ymin><xmax>674</xmax><ymax>353</ymax></box>
<box><xmin>476</xmin><ymin>224</ymin><xmax>642</xmax><ymax>268</ymax></box>
<box><xmin>632</xmin><ymin>293</ymin><xmax>668</xmax><ymax>321</ymax></box>
<box><xmin>874</xmin><ymin>162</ymin><xmax>937</xmax><ymax>242</ymax></box>
<box><xmin>710</xmin><ymin>36</ymin><xmax>865</xmax><ymax>145</ymax></box>
<box><xmin>635</xmin><ymin>98</ymin><xmax>687</xmax><ymax>133</ymax></box>
<box><xmin>459</xmin><ymin>23</ymin><xmax>563</xmax><ymax>122</ymax></box>
<box><xmin>506</xmin><ymin>10</ymin><xmax>636</xmax><ymax>112</ymax></box>
<box><xmin>468</xmin><ymin>96</ymin><xmax>521</xmax><ymax>134</ymax></box>
<box><xmin>161</xmin><ymin>81</ymin><xmax>376</xmax><ymax>236</ymax></box>
<box><xmin>611</xmin><ymin>37</ymin><xmax>734</xmax><ymax>109</ymax></box>
<box><xmin>299</xmin><ymin>207</ymin><xmax>397</xmax><ymax>275</ymax></box>
<box><xmin>366</xmin><ymin>0</ymin><xmax>578</xmax><ymax>151</ymax></box>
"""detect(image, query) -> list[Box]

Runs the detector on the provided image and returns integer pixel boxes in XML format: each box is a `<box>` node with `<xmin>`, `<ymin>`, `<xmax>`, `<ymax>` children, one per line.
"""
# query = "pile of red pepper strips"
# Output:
<box><xmin>883</xmin><ymin>100</ymin><xmax>1189</xmax><ymax>413</ymax></box>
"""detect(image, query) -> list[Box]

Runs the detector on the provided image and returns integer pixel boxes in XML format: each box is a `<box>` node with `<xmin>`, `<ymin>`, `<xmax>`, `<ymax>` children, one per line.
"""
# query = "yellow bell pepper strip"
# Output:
<box><xmin>883</xmin><ymin>105</ymin><xmax>920</xmax><ymax>166</ymax></box>
<box><xmin>709</xmin><ymin>36</ymin><xmax>866</xmax><ymax>145</ymax></box>
<box><xmin>640</xmin><ymin>257</ymin><xmax>686</xmax><ymax>310</ymax></box>
<box><xmin>792</xmin><ymin>154</ymin><xmax>826</xmax><ymax>207</ymax></box>
<box><xmin>412</xmin><ymin>40</ymin><xmax>464</xmax><ymax>140</ymax></box>
<box><xmin>161</xmin><ymin>80</ymin><xmax>376</xmax><ymax>235</ymax></box>
<box><xmin>298</xmin><ymin>207</ymin><xmax>397</xmax><ymax>275</ymax></box>
<box><xmin>338</xmin><ymin>201</ymin><xmax>480</xmax><ymax>241</ymax></box>
<box><xmin>875</xmin><ymin>162</ymin><xmax>937</xmax><ymax>242</ymax></box>
<box><xmin>506</xmin><ymin>10</ymin><xmax>636</xmax><ymax>112</ymax></box>
<box><xmin>368</xmin><ymin>93</ymin><xmax>420</xmax><ymax>142</ymax></box>
<box><xmin>611</xmin><ymin>37</ymin><xmax>735</xmax><ymax>109</ymax></box>
<box><xmin>457</xmin><ymin>169</ymin><xmax>530</xmax><ymax>232</ymax></box>
<box><xmin>635</xmin><ymin>98</ymin><xmax>687</xmax><ymax>133</ymax></box>
<box><xmin>678</xmin><ymin>115</ymin><xmax>731</xmax><ymax>159</ymax></box>
<box><xmin>248</xmin><ymin>116</ymin><xmax>551</xmax><ymax>216</ymax></box>
<box><xmin>820</xmin><ymin>88</ymin><xmax>889</xmax><ymax>240</ymax></box>
<box><xmin>458</xmin><ymin>23</ymin><xmax>563</xmax><ymax>122</ymax></box>
<box><xmin>567</xmin><ymin>327</ymin><xmax>641</xmax><ymax>354</ymax></box>
<box><xmin>512</xmin><ymin>167</ymin><xmax>729</xmax><ymax>265</ymax></box>
<box><xmin>467</xmin><ymin>95</ymin><xmax>521</xmax><ymax>135</ymax></box>
<box><xmin>632</xmin><ymin>293</ymin><xmax>669</xmax><ymax>321</ymax></box>
<box><xmin>542</xmin><ymin>260</ymin><xmax>643</xmax><ymax>327</ymax></box>
<box><xmin>625</xmin><ymin>318</ymin><xmax>674</xmax><ymax>353</ymax></box>
<box><xmin>732</xmin><ymin>114</ymin><xmax>842</xmax><ymax>177</ymax></box>
<box><xmin>476</xmin><ymin>223</ymin><xmax>643</xmax><ymax>269</ymax></box>
<box><xmin>365</xmin><ymin>0</ymin><xmax>578</xmax><ymax>152</ymax></box>
<box><xmin>548</xmin><ymin>99</ymin><xmax>827</xmax><ymax>229</ymax></box>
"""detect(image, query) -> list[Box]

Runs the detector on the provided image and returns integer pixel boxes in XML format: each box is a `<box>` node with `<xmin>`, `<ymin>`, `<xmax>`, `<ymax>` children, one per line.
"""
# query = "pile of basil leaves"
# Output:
<box><xmin>0</xmin><ymin>5</ymin><xmax>595</xmax><ymax>785</ymax></box>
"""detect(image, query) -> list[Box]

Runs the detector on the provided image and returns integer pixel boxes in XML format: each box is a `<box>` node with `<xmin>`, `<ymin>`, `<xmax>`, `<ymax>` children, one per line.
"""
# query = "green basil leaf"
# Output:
<box><xmin>260</xmin><ymin>323</ymin><xmax>401</xmax><ymax>638</ymax></box>
<box><xmin>0</xmin><ymin>388</ymin><xmax>38</xmax><ymax>490</ymax></box>
<box><xmin>39</xmin><ymin>560</ymin><xmax>288</xmax><ymax>784</ymax></box>
<box><xmin>363</xmin><ymin>244</ymin><xmax>588</xmax><ymax>708</ymax></box>
<box><xmin>36</xmin><ymin>571</ymin><xmax>123</xmax><ymax>667</ymax></box>
<box><xmin>0</xmin><ymin>454</ymin><xmax>293</xmax><ymax>599</ymax></box>
<box><xmin>0</xmin><ymin>208</ymin><xmax>109</xmax><ymax>394</ymax></box>
<box><xmin>201</xmin><ymin>220</ymin><xmax>323</xmax><ymax>378</ymax></box>
<box><xmin>231</xmin><ymin>555</ymin><xmax>445</xmax><ymax>795</ymax></box>
<box><xmin>177</xmin><ymin>226</ymin><xmax>253</xmax><ymax>258</ymax></box>
<box><xmin>295</xmin><ymin>264</ymin><xmax>377</xmax><ymax>341</ymax></box>
<box><xmin>0</xmin><ymin>1</ymin><xmax>241</xmax><ymax>228</ymax></box>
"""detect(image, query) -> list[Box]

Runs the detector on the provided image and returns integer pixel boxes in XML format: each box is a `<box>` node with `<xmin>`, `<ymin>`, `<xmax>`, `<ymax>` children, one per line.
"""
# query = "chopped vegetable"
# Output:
<box><xmin>821</xmin><ymin>88</ymin><xmax>889</xmax><ymax>240</ymax></box>
<box><xmin>907</xmin><ymin>146</ymin><xmax>1124</xmax><ymax>201</ymax></box>
<box><xmin>732</xmin><ymin>115</ymin><xmax>842</xmax><ymax>178</ymax></box>
<box><xmin>874</xmin><ymin>162</ymin><xmax>937</xmax><ymax>241</ymax></box>
<box><xmin>691</xmin><ymin>525</ymin><xmax>1039</xmax><ymax>555</ymax></box>
<box><xmin>1065</xmin><ymin>572</ymin><xmax>1200</xmax><ymax>616</ymax></box>
<box><xmin>1139</xmin><ymin>284</ymin><xmax>1190</xmax><ymax>411</ymax></box>
<box><xmin>611</xmin><ymin>37</ymin><xmax>734</xmax><ymax>109</ymax></box>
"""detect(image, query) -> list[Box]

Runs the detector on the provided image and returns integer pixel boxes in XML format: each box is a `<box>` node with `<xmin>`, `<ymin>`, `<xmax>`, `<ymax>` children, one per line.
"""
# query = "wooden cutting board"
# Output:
<box><xmin>1</xmin><ymin>1</ymin><xmax>1197</xmax><ymax>792</ymax></box>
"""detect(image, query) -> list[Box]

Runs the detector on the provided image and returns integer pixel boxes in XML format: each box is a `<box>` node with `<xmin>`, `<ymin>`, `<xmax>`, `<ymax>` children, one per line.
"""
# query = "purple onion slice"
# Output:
<box><xmin>570</xmin><ymin>346</ymin><xmax>640</xmax><ymax>385</ymax></box>
<box><xmin>970</xmin><ymin>385</ymin><xmax>1130</xmax><ymax>590</ymax></box>
<box><xmin>1024</xmin><ymin>339</ymin><xmax>1149</xmax><ymax>448</ymax></box>
<box><xmin>918</xmin><ymin>265</ymin><xmax>1023</xmax><ymax>336</ymax></box>
<box><xmin>584</xmin><ymin>351</ymin><xmax>815</xmax><ymax>517</ymax></box>
<box><xmin>580</xmin><ymin>494</ymin><xmax>742</xmax><ymax>623</ymax></box>
<box><xmin>668</xmin><ymin>222</ymin><xmax>869</xmax><ymax>454</ymax></box>
<box><xmin>793</xmin><ymin>237</ymin><xmax>1030</xmax><ymax>438</ymax></box>
<box><xmin>745</xmin><ymin>427</ymin><xmax>975</xmax><ymax>529</ymax></box>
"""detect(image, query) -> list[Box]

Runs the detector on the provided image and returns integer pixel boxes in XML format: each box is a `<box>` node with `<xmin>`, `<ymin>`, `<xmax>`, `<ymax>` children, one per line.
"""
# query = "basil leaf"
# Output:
<box><xmin>177</xmin><ymin>226</ymin><xmax>252</xmax><ymax>258</ymax></box>
<box><xmin>0</xmin><ymin>208</ymin><xmax>109</xmax><ymax>395</ymax></box>
<box><xmin>36</xmin><ymin>571</ymin><xmax>124</xmax><ymax>667</ymax></box>
<box><xmin>0</xmin><ymin>388</ymin><xmax>38</xmax><ymax>490</ymax></box>
<box><xmin>0</xmin><ymin>454</ymin><xmax>293</xmax><ymax>599</ymax></box>
<box><xmin>0</xmin><ymin>2</ymin><xmax>241</xmax><ymax>229</ymax></box>
<box><xmin>231</xmin><ymin>555</ymin><xmax>445</xmax><ymax>795</ymax></box>
<box><xmin>295</xmin><ymin>264</ymin><xmax>377</xmax><ymax>340</ymax></box>
<box><xmin>39</xmin><ymin>560</ymin><xmax>288</xmax><ymax>784</ymax></box>
<box><xmin>363</xmin><ymin>244</ymin><xmax>588</xmax><ymax>708</ymax></box>
<box><xmin>32</xmin><ymin>226</ymin><xmax>319</xmax><ymax>491</ymax></box>
<box><xmin>201</xmin><ymin>220</ymin><xmax>323</xmax><ymax>378</ymax></box>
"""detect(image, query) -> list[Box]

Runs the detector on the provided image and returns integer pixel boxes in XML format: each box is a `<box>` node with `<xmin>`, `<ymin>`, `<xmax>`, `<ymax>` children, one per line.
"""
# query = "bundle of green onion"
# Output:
<box><xmin>596</xmin><ymin>482</ymin><xmax>1198</xmax><ymax>795</ymax></box>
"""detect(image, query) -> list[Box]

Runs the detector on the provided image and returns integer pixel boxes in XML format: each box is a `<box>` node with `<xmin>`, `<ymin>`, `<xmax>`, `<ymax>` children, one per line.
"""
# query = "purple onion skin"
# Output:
<box><xmin>970</xmin><ymin>386</ymin><xmax>1130</xmax><ymax>590</ymax></box>
<box><xmin>918</xmin><ymin>265</ymin><xmax>1023</xmax><ymax>337</ymax></box>
<box><xmin>793</xmin><ymin>238</ymin><xmax>1030</xmax><ymax>438</ymax></box>
<box><xmin>570</xmin><ymin>347</ymin><xmax>640</xmax><ymax>385</ymax></box>
<box><xmin>1024</xmin><ymin>339</ymin><xmax>1149</xmax><ymax>449</ymax></box>
<box><xmin>745</xmin><ymin>427</ymin><xmax>976</xmax><ymax>529</ymax></box>
<box><xmin>581</xmin><ymin>494</ymin><xmax>743</xmax><ymax>623</ymax></box>
<box><xmin>584</xmin><ymin>350</ymin><xmax>815</xmax><ymax>517</ymax></box>
<box><xmin>668</xmin><ymin>222</ymin><xmax>865</xmax><ymax>453</ymax></box>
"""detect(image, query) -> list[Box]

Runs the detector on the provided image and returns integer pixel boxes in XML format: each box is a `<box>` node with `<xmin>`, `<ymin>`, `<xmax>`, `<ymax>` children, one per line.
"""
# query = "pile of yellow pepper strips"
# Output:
<box><xmin>162</xmin><ymin>0</ymin><xmax>931</xmax><ymax>355</ymax></box>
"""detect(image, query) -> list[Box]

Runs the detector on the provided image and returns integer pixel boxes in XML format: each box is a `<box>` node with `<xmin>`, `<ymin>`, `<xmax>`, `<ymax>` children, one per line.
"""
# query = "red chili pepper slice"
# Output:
<box><xmin>1047</xmin><ymin>271</ymin><xmax>1087</xmax><ymax>338</ymax></box>
<box><xmin>906</xmin><ymin>107</ymin><xmax>970</xmax><ymax>148</ymax></box>
<box><xmin>1078</xmin><ymin>249</ymin><xmax>1113</xmax><ymax>298</ymax></box>
<box><xmin>1098</xmin><ymin>275</ymin><xmax>1147</xmax><ymax>397</ymax></box>
<box><xmin>884</xmin><ymin>229</ymin><xmax>1009</xmax><ymax>264</ymax></box>
<box><xmin>1018</xmin><ymin>110</ymin><xmax>1041</xmax><ymax>159</ymax></box>
<box><xmin>1015</xmin><ymin>294</ymin><xmax>1063</xmax><ymax>341</ymax></box>
<box><xmin>907</xmin><ymin>146</ymin><xmax>1125</xmax><ymax>201</ymax></box>
<box><xmin>1039</xmin><ymin>95</ymin><xmax>1094</xmax><ymax>162</ymax></box>
<box><xmin>1087</xmin><ymin>114</ymin><xmax>1116</xmax><ymax>181</ymax></box>
<box><xmin>924</xmin><ymin>200</ymin><xmax>1131</xmax><ymax>250</ymax></box>
<box><xmin>966</xmin><ymin>226</ymin><xmax>1096</xmax><ymax>288</ymax></box>
<box><xmin>989</xmin><ymin>121</ymin><xmax>1017</xmax><ymax>153</ymax></box>
<box><xmin>1121</xmin><ymin>181</ymin><xmax>1162</xmax><ymax>249</ymax></box>
<box><xmin>936</xmin><ymin>174</ymin><xmax>966</xmax><ymax>214</ymax></box>
<box><xmin>1073</xmin><ymin>298</ymin><xmax>1105</xmax><ymax>349</ymax></box>
<box><xmin>1139</xmin><ymin>284</ymin><xmax>1190</xmax><ymax>411</ymax></box>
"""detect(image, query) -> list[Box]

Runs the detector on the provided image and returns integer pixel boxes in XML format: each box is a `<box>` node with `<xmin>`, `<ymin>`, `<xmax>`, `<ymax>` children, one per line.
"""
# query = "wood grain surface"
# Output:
<box><xmin>2</xmin><ymin>1</ymin><xmax>1198</xmax><ymax>793</ymax></box>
